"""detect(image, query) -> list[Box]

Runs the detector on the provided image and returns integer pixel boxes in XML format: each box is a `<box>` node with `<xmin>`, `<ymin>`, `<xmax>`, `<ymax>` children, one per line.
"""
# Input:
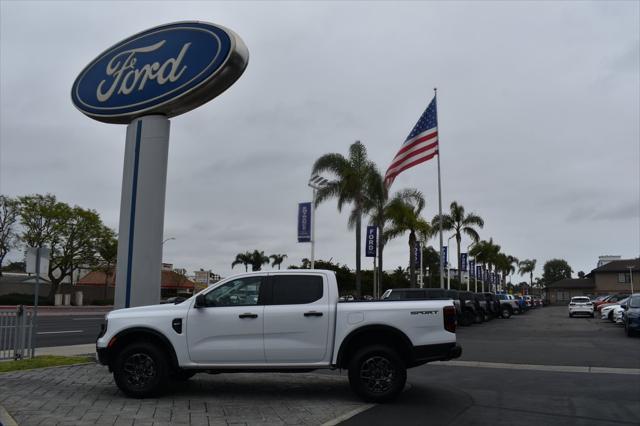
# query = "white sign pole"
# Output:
<box><xmin>114</xmin><ymin>115</ymin><xmax>170</xmax><ymax>308</ymax></box>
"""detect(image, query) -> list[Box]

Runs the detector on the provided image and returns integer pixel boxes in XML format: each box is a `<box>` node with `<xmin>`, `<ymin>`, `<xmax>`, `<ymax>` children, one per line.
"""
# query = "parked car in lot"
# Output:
<box><xmin>594</xmin><ymin>294</ymin><xmax>627</xmax><ymax>312</ymax></box>
<box><xmin>523</xmin><ymin>295</ymin><xmax>535</xmax><ymax>309</ymax></box>
<box><xmin>459</xmin><ymin>291</ymin><xmax>483</xmax><ymax>324</ymax></box>
<box><xmin>97</xmin><ymin>271</ymin><xmax>461</xmax><ymax>402</ymax></box>
<box><xmin>568</xmin><ymin>296</ymin><xmax>594</xmax><ymax>318</ymax></box>
<box><xmin>474</xmin><ymin>293</ymin><xmax>490</xmax><ymax>321</ymax></box>
<box><xmin>621</xmin><ymin>293</ymin><xmax>640</xmax><ymax>337</ymax></box>
<box><xmin>482</xmin><ymin>293</ymin><xmax>502</xmax><ymax>318</ymax></box>
<box><xmin>600</xmin><ymin>297</ymin><xmax>629</xmax><ymax>321</ymax></box>
<box><xmin>496</xmin><ymin>293</ymin><xmax>520</xmax><ymax>316</ymax></box>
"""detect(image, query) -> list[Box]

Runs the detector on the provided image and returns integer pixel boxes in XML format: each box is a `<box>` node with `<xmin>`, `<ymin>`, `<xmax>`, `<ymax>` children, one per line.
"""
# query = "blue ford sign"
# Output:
<box><xmin>365</xmin><ymin>226</ymin><xmax>377</xmax><ymax>257</ymax></box>
<box><xmin>71</xmin><ymin>21</ymin><xmax>249</xmax><ymax>124</ymax></box>
<box><xmin>297</xmin><ymin>202</ymin><xmax>312</xmax><ymax>243</ymax></box>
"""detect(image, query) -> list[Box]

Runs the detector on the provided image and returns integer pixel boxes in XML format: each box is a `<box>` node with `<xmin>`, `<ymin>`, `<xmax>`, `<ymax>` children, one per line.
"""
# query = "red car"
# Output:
<box><xmin>596</xmin><ymin>294</ymin><xmax>629</xmax><ymax>313</ymax></box>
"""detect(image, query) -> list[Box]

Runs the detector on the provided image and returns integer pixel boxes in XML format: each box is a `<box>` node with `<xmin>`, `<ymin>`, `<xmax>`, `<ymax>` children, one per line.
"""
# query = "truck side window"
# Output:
<box><xmin>272</xmin><ymin>275</ymin><xmax>323</xmax><ymax>305</ymax></box>
<box><xmin>204</xmin><ymin>276</ymin><xmax>263</xmax><ymax>307</ymax></box>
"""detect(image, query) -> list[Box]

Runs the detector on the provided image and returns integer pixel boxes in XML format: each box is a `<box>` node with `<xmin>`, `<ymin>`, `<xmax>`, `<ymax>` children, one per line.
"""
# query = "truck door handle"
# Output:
<box><xmin>304</xmin><ymin>311</ymin><xmax>323</xmax><ymax>317</ymax></box>
<box><xmin>239</xmin><ymin>313</ymin><xmax>258</xmax><ymax>319</ymax></box>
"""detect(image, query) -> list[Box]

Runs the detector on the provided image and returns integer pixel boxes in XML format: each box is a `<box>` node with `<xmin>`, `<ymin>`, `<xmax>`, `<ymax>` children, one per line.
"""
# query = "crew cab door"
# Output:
<box><xmin>263</xmin><ymin>274</ymin><xmax>330</xmax><ymax>363</ymax></box>
<box><xmin>186</xmin><ymin>275</ymin><xmax>266</xmax><ymax>364</ymax></box>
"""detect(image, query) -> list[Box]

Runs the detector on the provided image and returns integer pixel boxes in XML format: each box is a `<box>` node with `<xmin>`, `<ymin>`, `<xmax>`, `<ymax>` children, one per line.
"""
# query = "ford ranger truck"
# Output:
<box><xmin>96</xmin><ymin>270</ymin><xmax>461</xmax><ymax>402</ymax></box>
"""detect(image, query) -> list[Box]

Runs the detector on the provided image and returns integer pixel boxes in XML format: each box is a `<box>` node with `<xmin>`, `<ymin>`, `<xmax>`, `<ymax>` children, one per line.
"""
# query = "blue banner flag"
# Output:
<box><xmin>415</xmin><ymin>242</ymin><xmax>421</xmax><ymax>264</ymax></box>
<box><xmin>476</xmin><ymin>265</ymin><xmax>482</xmax><ymax>280</ymax></box>
<box><xmin>297</xmin><ymin>202</ymin><xmax>311</xmax><ymax>242</ymax></box>
<box><xmin>441</xmin><ymin>246</ymin><xmax>448</xmax><ymax>265</ymax></box>
<box><xmin>460</xmin><ymin>253</ymin><xmax>468</xmax><ymax>272</ymax></box>
<box><xmin>469</xmin><ymin>259</ymin><xmax>476</xmax><ymax>277</ymax></box>
<box><xmin>365</xmin><ymin>226</ymin><xmax>377</xmax><ymax>257</ymax></box>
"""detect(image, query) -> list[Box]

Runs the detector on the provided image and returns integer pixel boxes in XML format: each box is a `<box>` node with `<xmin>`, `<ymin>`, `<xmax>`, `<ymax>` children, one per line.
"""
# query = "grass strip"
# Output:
<box><xmin>0</xmin><ymin>355</ymin><xmax>94</xmax><ymax>373</ymax></box>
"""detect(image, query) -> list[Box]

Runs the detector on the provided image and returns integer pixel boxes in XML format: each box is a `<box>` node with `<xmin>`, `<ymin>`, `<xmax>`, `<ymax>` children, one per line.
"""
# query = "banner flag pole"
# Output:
<box><xmin>434</xmin><ymin>88</ymin><xmax>444</xmax><ymax>289</ymax></box>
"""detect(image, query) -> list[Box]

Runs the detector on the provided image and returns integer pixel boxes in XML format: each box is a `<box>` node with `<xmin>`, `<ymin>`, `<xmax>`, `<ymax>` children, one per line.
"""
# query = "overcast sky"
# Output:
<box><xmin>1</xmin><ymin>1</ymin><xmax>639</xmax><ymax>281</ymax></box>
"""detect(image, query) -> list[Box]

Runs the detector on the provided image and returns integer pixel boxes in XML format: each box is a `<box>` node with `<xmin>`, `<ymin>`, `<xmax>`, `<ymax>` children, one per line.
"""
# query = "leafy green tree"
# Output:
<box><xmin>312</xmin><ymin>141</ymin><xmax>377</xmax><ymax>297</ymax></box>
<box><xmin>93</xmin><ymin>228</ymin><xmax>118</xmax><ymax>299</ymax></box>
<box><xmin>249</xmin><ymin>250</ymin><xmax>270</xmax><ymax>271</ymax></box>
<box><xmin>384</xmin><ymin>189</ymin><xmax>431</xmax><ymax>287</ymax></box>
<box><xmin>518</xmin><ymin>259</ymin><xmax>537</xmax><ymax>289</ymax></box>
<box><xmin>541</xmin><ymin>258</ymin><xmax>572</xmax><ymax>285</ymax></box>
<box><xmin>231</xmin><ymin>251</ymin><xmax>252</xmax><ymax>272</ymax></box>
<box><xmin>432</xmin><ymin>201</ymin><xmax>484</xmax><ymax>283</ymax></box>
<box><xmin>269</xmin><ymin>254</ymin><xmax>287</xmax><ymax>270</ymax></box>
<box><xmin>19</xmin><ymin>194</ymin><xmax>106</xmax><ymax>302</ymax></box>
<box><xmin>494</xmin><ymin>253</ymin><xmax>519</xmax><ymax>289</ymax></box>
<box><xmin>0</xmin><ymin>195</ymin><xmax>20</xmax><ymax>276</ymax></box>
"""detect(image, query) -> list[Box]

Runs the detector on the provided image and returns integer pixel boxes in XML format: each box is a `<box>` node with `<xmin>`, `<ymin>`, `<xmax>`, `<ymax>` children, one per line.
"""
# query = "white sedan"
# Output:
<box><xmin>569</xmin><ymin>296</ymin><xmax>594</xmax><ymax>317</ymax></box>
<box><xmin>601</xmin><ymin>297</ymin><xmax>629</xmax><ymax>321</ymax></box>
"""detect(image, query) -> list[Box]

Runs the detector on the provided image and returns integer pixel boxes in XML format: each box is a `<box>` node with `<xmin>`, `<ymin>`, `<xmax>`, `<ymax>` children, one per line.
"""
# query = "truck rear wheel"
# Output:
<box><xmin>501</xmin><ymin>307</ymin><xmax>512</xmax><ymax>319</ymax></box>
<box><xmin>113</xmin><ymin>341</ymin><xmax>169</xmax><ymax>398</ymax></box>
<box><xmin>348</xmin><ymin>345</ymin><xmax>406</xmax><ymax>403</ymax></box>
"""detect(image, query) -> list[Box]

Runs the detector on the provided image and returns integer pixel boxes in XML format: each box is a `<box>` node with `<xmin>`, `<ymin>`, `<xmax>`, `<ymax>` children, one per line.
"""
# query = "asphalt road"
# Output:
<box><xmin>30</xmin><ymin>314</ymin><xmax>105</xmax><ymax>348</ymax></box>
<box><xmin>344</xmin><ymin>305</ymin><xmax>640</xmax><ymax>426</ymax></box>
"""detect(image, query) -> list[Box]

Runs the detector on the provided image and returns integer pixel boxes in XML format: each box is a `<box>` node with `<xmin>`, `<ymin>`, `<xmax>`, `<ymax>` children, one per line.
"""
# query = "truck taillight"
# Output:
<box><xmin>443</xmin><ymin>306</ymin><xmax>456</xmax><ymax>333</ymax></box>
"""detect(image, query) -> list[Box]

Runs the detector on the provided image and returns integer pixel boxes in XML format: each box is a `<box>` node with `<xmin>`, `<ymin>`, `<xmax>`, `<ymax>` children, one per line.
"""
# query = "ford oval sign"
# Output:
<box><xmin>71</xmin><ymin>21</ymin><xmax>249</xmax><ymax>124</ymax></box>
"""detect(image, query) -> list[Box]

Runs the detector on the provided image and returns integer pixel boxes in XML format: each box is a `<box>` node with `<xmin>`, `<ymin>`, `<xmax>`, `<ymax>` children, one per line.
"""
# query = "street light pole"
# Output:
<box><xmin>447</xmin><ymin>234</ymin><xmax>455</xmax><ymax>290</ymax></box>
<box><xmin>628</xmin><ymin>266</ymin><xmax>635</xmax><ymax>294</ymax></box>
<box><xmin>467</xmin><ymin>241</ymin><xmax>476</xmax><ymax>292</ymax></box>
<box><xmin>308</xmin><ymin>175</ymin><xmax>329</xmax><ymax>270</ymax></box>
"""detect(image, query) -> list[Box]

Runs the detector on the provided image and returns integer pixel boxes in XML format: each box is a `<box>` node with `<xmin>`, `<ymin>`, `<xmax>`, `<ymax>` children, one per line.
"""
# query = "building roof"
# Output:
<box><xmin>587</xmin><ymin>258</ymin><xmax>640</xmax><ymax>276</ymax></box>
<box><xmin>78</xmin><ymin>270</ymin><xmax>195</xmax><ymax>289</ymax></box>
<box><xmin>546</xmin><ymin>278</ymin><xmax>595</xmax><ymax>289</ymax></box>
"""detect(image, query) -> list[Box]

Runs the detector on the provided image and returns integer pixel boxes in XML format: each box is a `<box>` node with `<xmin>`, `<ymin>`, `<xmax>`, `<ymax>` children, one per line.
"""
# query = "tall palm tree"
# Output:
<box><xmin>518</xmin><ymin>259</ymin><xmax>537</xmax><ymax>290</ymax></box>
<box><xmin>363</xmin><ymin>166</ymin><xmax>390</xmax><ymax>291</ymax></box>
<box><xmin>231</xmin><ymin>251</ymin><xmax>252</xmax><ymax>272</ymax></box>
<box><xmin>470</xmin><ymin>238</ymin><xmax>501</xmax><ymax>291</ymax></box>
<box><xmin>432</xmin><ymin>201</ymin><xmax>484</xmax><ymax>283</ymax></box>
<box><xmin>270</xmin><ymin>254</ymin><xmax>287</xmax><ymax>270</ymax></box>
<box><xmin>384</xmin><ymin>189</ymin><xmax>431</xmax><ymax>287</ymax></box>
<box><xmin>249</xmin><ymin>250</ymin><xmax>270</xmax><ymax>271</ymax></box>
<box><xmin>312</xmin><ymin>141</ymin><xmax>377</xmax><ymax>297</ymax></box>
<box><xmin>494</xmin><ymin>253</ymin><xmax>518</xmax><ymax>291</ymax></box>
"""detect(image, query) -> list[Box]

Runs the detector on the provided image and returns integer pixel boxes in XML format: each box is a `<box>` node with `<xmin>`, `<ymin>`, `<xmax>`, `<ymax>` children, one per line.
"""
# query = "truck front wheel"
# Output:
<box><xmin>348</xmin><ymin>345</ymin><xmax>406</xmax><ymax>402</ymax></box>
<box><xmin>113</xmin><ymin>341</ymin><xmax>169</xmax><ymax>398</ymax></box>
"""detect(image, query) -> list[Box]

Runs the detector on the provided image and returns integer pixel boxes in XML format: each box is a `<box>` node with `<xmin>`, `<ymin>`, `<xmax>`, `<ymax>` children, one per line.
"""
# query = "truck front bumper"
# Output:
<box><xmin>411</xmin><ymin>342</ymin><xmax>462</xmax><ymax>367</ymax></box>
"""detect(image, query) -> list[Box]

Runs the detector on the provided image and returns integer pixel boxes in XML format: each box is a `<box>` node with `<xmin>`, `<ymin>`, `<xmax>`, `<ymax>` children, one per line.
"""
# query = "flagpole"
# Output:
<box><xmin>434</xmin><ymin>87</ymin><xmax>444</xmax><ymax>289</ymax></box>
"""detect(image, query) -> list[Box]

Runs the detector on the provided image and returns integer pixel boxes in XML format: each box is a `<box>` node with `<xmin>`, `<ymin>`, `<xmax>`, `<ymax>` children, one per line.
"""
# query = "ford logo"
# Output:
<box><xmin>71</xmin><ymin>21</ymin><xmax>249</xmax><ymax>124</ymax></box>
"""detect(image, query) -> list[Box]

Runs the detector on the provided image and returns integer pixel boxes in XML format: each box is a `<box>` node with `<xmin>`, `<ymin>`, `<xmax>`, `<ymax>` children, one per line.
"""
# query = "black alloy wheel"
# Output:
<box><xmin>348</xmin><ymin>345</ymin><xmax>406</xmax><ymax>402</ymax></box>
<box><xmin>113</xmin><ymin>342</ymin><xmax>169</xmax><ymax>398</ymax></box>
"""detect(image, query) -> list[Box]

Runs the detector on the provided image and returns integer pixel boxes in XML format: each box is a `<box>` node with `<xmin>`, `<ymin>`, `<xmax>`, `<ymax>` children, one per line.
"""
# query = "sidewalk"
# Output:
<box><xmin>36</xmin><ymin>343</ymin><xmax>97</xmax><ymax>357</ymax></box>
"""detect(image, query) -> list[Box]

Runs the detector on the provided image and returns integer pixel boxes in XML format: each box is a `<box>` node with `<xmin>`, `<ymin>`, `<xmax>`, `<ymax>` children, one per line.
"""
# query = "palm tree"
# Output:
<box><xmin>312</xmin><ymin>141</ymin><xmax>377</xmax><ymax>297</ymax></box>
<box><xmin>270</xmin><ymin>254</ymin><xmax>287</xmax><ymax>270</ymax></box>
<box><xmin>432</xmin><ymin>201</ymin><xmax>484</xmax><ymax>283</ymax></box>
<box><xmin>363</xmin><ymin>166</ymin><xmax>390</xmax><ymax>292</ymax></box>
<box><xmin>518</xmin><ymin>259</ymin><xmax>537</xmax><ymax>290</ymax></box>
<box><xmin>494</xmin><ymin>253</ymin><xmax>518</xmax><ymax>291</ymax></box>
<box><xmin>470</xmin><ymin>238</ymin><xmax>501</xmax><ymax>291</ymax></box>
<box><xmin>384</xmin><ymin>189</ymin><xmax>431</xmax><ymax>287</ymax></box>
<box><xmin>231</xmin><ymin>251</ymin><xmax>252</xmax><ymax>272</ymax></box>
<box><xmin>249</xmin><ymin>250</ymin><xmax>270</xmax><ymax>271</ymax></box>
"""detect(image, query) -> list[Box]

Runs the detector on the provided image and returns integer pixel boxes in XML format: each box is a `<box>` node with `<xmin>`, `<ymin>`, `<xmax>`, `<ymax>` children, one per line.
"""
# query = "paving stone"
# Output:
<box><xmin>0</xmin><ymin>364</ymin><xmax>367</xmax><ymax>425</ymax></box>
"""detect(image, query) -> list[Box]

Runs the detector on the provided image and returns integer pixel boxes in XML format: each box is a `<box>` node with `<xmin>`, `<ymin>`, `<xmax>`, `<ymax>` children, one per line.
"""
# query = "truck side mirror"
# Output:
<box><xmin>195</xmin><ymin>294</ymin><xmax>206</xmax><ymax>308</ymax></box>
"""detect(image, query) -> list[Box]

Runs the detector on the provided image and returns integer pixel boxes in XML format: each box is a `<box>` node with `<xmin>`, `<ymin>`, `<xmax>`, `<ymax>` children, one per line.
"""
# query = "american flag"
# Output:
<box><xmin>384</xmin><ymin>96</ymin><xmax>438</xmax><ymax>189</ymax></box>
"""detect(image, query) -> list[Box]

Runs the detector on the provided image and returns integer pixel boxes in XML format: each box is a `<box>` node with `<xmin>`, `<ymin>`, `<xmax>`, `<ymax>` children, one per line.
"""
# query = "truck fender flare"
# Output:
<box><xmin>110</xmin><ymin>327</ymin><xmax>180</xmax><ymax>370</ymax></box>
<box><xmin>336</xmin><ymin>324</ymin><xmax>413</xmax><ymax>368</ymax></box>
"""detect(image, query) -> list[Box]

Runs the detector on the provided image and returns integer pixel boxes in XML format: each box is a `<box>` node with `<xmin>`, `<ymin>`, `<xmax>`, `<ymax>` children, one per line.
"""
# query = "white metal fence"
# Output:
<box><xmin>0</xmin><ymin>306</ymin><xmax>34</xmax><ymax>360</ymax></box>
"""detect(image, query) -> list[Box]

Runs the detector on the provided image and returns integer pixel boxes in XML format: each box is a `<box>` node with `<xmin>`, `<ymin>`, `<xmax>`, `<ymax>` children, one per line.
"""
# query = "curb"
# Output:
<box><xmin>0</xmin><ymin>404</ymin><xmax>18</xmax><ymax>426</ymax></box>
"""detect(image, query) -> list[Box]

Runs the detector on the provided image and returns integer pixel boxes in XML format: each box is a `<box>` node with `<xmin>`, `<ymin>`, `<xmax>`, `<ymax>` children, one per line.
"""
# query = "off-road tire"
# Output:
<box><xmin>569</xmin><ymin>313</ymin><xmax>573</xmax><ymax>318</ymax></box>
<box><xmin>113</xmin><ymin>341</ymin><xmax>169</xmax><ymax>398</ymax></box>
<box><xmin>501</xmin><ymin>307</ymin><xmax>512</xmax><ymax>319</ymax></box>
<box><xmin>348</xmin><ymin>345</ymin><xmax>406</xmax><ymax>403</ymax></box>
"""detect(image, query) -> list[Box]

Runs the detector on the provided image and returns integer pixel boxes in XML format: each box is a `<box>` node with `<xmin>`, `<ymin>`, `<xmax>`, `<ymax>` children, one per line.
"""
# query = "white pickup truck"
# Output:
<box><xmin>97</xmin><ymin>270</ymin><xmax>461</xmax><ymax>402</ymax></box>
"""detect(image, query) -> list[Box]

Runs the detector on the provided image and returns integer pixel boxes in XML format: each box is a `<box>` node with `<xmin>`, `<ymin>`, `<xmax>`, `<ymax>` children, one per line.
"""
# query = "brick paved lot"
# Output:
<box><xmin>0</xmin><ymin>364</ymin><xmax>367</xmax><ymax>426</ymax></box>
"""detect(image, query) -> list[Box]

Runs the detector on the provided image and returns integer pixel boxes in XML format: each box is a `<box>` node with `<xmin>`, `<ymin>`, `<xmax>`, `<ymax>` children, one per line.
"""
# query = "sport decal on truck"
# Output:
<box><xmin>411</xmin><ymin>310</ymin><xmax>438</xmax><ymax>316</ymax></box>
